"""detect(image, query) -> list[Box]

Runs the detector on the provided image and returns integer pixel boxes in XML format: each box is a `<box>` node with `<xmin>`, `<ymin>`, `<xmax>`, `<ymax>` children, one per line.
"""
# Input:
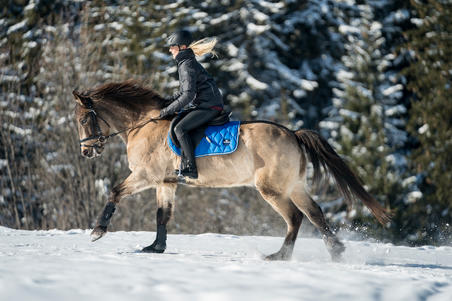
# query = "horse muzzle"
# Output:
<box><xmin>80</xmin><ymin>135</ymin><xmax>106</xmax><ymax>158</ymax></box>
<box><xmin>81</xmin><ymin>146</ymin><xmax>96</xmax><ymax>158</ymax></box>
<box><xmin>80</xmin><ymin>142</ymin><xmax>104</xmax><ymax>158</ymax></box>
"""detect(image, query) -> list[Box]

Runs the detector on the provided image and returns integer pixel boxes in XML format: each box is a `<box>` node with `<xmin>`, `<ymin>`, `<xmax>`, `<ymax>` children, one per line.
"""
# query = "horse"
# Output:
<box><xmin>73</xmin><ymin>80</ymin><xmax>391</xmax><ymax>261</ymax></box>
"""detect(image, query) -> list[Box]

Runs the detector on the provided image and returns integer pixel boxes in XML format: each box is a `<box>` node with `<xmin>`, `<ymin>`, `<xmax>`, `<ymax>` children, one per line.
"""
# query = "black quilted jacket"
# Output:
<box><xmin>163</xmin><ymin>48</ymin><xmax>223</xmax><ymax>115</ymax></box>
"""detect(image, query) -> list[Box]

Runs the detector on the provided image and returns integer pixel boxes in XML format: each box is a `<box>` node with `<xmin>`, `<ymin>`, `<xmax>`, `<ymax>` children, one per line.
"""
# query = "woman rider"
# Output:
<box><xmin>159</xmin><ymin>30</ymin><xmax>224</xmax><ymax>179</ymax></box>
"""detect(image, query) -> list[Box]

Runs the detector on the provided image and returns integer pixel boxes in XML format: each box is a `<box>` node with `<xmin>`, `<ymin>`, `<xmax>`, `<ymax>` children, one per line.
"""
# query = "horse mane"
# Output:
<box><xmin>85</xmin><ymin>80</ymin><xmax>166</xmax><ymax>110</ymax></box>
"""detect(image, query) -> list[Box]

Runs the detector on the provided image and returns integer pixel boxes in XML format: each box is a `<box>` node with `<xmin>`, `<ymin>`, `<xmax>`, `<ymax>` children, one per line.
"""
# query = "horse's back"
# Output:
<box><xmin>239</xmin><ymin>121</ymin><xmax>303</xmax><ymax>174</ymax></box>
<box><xmin>193</xmin><ymin>121</ymin><xmax>304</xmax><ymax>187</ymax></box>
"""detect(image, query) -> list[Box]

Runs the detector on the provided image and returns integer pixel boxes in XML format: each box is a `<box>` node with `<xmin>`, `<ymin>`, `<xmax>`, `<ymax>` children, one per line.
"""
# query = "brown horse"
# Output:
<box><xmin>73</xmin><ymin>80</ymin><xmax>390</xmax><ymax>261</ymax></box>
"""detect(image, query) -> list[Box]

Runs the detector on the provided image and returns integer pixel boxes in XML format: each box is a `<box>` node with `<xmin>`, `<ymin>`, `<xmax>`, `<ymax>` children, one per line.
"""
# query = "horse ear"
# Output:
<box><xmin>72</xmin><ymin>90</ymin><xmax>92</xmax><ymax>108</ymax></box>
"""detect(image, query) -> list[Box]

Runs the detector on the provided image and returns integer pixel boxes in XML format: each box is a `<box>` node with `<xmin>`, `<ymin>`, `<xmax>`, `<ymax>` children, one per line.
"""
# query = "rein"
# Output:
<box><xmin>79</xmin><ymin>108</ymin><xmax>161</xmax><ymax>149</ymax></box>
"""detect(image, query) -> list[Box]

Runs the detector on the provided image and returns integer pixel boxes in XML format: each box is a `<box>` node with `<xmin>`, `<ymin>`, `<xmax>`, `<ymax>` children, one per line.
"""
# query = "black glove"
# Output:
<box><xmin>159</xmin><ymin>107</ymin><xmax>171</xmax><ymax>119</ymax></box>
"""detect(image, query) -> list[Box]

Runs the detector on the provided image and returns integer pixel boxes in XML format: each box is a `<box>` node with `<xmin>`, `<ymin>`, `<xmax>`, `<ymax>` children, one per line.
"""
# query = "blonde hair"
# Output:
<box><xmin>189</xmin><ymin>37</ymin><xmax>218</xmax><ymax>58</ymax></box>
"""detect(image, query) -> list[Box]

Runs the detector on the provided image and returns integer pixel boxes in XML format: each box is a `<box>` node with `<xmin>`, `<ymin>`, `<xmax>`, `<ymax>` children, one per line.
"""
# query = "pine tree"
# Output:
<box><xmin>402</xmin><ymin>0</ymin><xmax>452</xmax><ymax>244</ymax></box>
<box><xmin>321</xmin><ymin>3</ymin><xmax>416</xmax><ymax>241</ymax></box>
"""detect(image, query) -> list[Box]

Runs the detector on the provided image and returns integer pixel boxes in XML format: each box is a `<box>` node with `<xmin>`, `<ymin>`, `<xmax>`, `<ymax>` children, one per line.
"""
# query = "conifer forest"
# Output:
<box><xmin>1</xmin><ymin>0</ymin><xmax>451</xmax><ymax>246</ymax></box>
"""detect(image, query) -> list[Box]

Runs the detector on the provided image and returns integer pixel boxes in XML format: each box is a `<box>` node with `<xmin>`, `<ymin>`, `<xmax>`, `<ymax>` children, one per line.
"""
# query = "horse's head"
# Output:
<box><xmin>73</xmin><ymin>90</ymin><xmax>110</xmax><ymax>158</ymax></box>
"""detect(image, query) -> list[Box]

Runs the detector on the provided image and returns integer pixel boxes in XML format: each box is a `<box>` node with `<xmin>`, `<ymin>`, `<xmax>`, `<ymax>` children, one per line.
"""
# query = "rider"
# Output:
<box><xmin>159</xmin><ymin>30</ymin><xmax>224</xmax><ymax>179</ymax></box>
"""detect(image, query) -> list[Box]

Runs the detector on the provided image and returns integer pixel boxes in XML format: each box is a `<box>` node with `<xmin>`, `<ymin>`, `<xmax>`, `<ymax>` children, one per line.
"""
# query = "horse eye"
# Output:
<box><xmin>81</xmin><ymin>118</ymin><xmax>88</xmax><ymax>125</ymax></box>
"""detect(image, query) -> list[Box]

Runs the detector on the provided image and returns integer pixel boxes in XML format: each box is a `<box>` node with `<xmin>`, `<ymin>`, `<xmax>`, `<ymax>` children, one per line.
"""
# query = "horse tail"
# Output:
<box><xmin>293</xmin><ymin>129</ymin><xmax>391</xmax><ymax>225</ymax></box>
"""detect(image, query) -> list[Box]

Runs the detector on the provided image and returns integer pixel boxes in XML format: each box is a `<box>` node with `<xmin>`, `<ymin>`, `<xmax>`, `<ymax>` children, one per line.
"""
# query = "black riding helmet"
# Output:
<box><xmin>167</xmin><ymin>30</ymin><xmax>193</xmax><ymax>47</ymax></box>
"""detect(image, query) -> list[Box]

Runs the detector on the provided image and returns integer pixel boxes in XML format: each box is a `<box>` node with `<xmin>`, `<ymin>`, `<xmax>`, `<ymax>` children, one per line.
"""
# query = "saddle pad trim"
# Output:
<box><xmin>167</xmin><ymin>121</ymin><xmax>241</xmax><ymax>158</ymax></box>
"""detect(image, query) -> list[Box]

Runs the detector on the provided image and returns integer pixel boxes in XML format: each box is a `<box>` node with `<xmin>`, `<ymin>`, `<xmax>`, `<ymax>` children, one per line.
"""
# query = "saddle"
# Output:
<box><xmin>168</xmin><ymin>110</ymin><xmax>241</xmax><ymax>158</ymax></box>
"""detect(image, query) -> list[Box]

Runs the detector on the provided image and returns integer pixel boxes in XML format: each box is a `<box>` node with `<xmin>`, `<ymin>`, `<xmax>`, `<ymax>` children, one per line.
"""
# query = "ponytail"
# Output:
<box><xmin>189</xmin><ymin>37</ymin><xmax>218</xmax><ymax>57</ymax></box>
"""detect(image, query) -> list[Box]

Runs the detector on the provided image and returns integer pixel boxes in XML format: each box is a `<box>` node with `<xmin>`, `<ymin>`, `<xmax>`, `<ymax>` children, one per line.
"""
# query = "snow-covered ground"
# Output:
<box><xmin>1</xmin><ymin>226</ymin><xmax>451</xmax><ymax>301</ymax></box>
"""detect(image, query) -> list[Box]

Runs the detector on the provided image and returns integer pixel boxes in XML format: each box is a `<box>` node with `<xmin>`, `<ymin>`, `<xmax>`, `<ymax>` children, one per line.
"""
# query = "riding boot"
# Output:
<box><xmin>183</xmin><ymin>160</ymin><xmax>198</xmax><ymax>179</ymax></box>
<box><xmin>177</xmin><ymin>133</ymin><xmax>198</xmax><ymax>179</ymax></box>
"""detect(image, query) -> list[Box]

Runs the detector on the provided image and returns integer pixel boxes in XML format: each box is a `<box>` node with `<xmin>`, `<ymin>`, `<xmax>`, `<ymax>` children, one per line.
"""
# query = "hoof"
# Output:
<box><xmin>264</xmin><ymin>251</ymin><xmax>292</xmax><ymax>261</ymax></box>
<box><xmin>91</xmin><ymin>226</ymin><xmax>107</xmax><ymax>242</ymax></box>
<box><xmin>141</xmin><ymin>241</ymin><xmax>166</xmax><ymax>253</ymax></box>
<box><xmin>323</xmin><ymin>235</ymin><xmax>345</xmax><ymax>262</ymax></box>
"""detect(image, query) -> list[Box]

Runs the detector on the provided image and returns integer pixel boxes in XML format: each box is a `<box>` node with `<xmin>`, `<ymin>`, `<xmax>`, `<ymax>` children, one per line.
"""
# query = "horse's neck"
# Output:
<box><xmin>97</xmin><ymin>102</ymin><xmax>159</xmax><ymax>143</ymax></box>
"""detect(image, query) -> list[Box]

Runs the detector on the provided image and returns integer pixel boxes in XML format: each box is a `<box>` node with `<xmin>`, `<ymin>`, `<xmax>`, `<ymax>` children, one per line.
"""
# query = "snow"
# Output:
<box><xmin>384</xmin><ymin>9</ymin><xmax>410</xmax><ymax>24</ymax></box>
<box><xmin>251</xmin><ymin>0</ymin><xmax>284</xmax><ymax>13</ymax></box>
<box><xmin>266</xmin><ymin>54</ymin><xmax>314</xmax><ymax>90</ymax></box>
<box><xmin>0</xmin><ymin>74</ymin><xmax>20</xmax><ymax>83</ymax></box>
<box><xmin>6</xmin><ymin>124</ymin><xmax>32</xmax><ymax>136</ymax></box>
<box><xmin>293</xmin><ymin>89</ymin><xmax>307</xmax><ymax>98</ymax></box>
<box><xmin>246</xmin><ymin>75</ymin><xmax>268</xmax><ymax>90</ymax></box>
<box><xmin>251</xmin><ymin>9</ymin><xmax>269</xmax><ymax>23</ymax></box>
<box><xmin>386</xmin><ymin>153</ymin><xmax>408</xmax><ymax>167</ymax></box>
<box><xmin>402</xmin><ymin>176</ymin><xmax>418</xmax><ymax>187</ymax></box>
<box><xmin>1</xmin><ymin>227</ymin><xmax>452</xmax><ymax>301</ymax></box>
<box><xmin>93</xmin><ymin>24</ymin><xmax>105</xmax><ymax>31</ymax></box>
<box><xmin>385</xmin><ymin>104</ymin><xmax>407</xmax><ymax>116</ymax></box>
<box><xmin>0</xmin><ymin>159</ymin><xmax>7</xmax><ymax>168</ymax></box>
<box><xmin>209</xmin><ymin>11</ymin><xmax>237</xmax><ymax>25</ymax></box>
<box><xmin>339</xmin><ymin>108</ymin><xmax>360</xmax><ymax>120</ymax></box>
<box><xmin>25</xmin><ymin>41</ymin><xmax>38</xmax><ymax>49</ymax></box>
<box><xmin>300</xmin><ymin>79</ymin><xmax>318</xmax><ymax>91</ymax></box>
<box><xmin>247</xmin><ymin>23</ymin><xmax>270</xmax><ymax>35</ymax></box>
<box><xmin>226</xmin><ymin>43</ymin><xmax>239</xmax><ymax>57</ymax></box>
<box><xmin>411</xmin><ymin>18</ymin><xmax>424</xmax><ymax>26</ymax></box>
<box><xmin>224</xmin><ymin>60</ymin><xmax>245</xmax><ymax>72</ymax></box>
<box><xmin>382</xmin><ymin>84</ymin><xmax>404</xmax><ymax>96</ymax></box>
<box><xmin>405</xmin><ymin>191</ymin><xmax>423</xmax><ymax>204</ymax></box>
<box><xmin>319</xmin><ymin>120</ymin><xmax>339</xmax><ymax>130</ymax></box>
<box><xmin>7</xmin><ymin>20</ymin><xmax>27</xmax><ymax>35</ymax></box>
<box><xmin>337</xmin><ymin>69</ymin><xmax>354</xmax><ymax>80</ymax></box>
<box><xmin>338</xmin><ymin>24</ymin><xmax>360</xmax><ymax>34</ymax></box>
<box><xmin>25</xmin><ymin>1</ymin><xmax>37</xmax><ymax>12</ymax></box>
<box><xmin>109</xmin><ymin>22</ymin><xmax>124</xmax><ymax>31</ymax></box>
<box><xmin>418</xmin><ymin>124</ymin><xmax>429</xmax><ymax>135</ymax></box>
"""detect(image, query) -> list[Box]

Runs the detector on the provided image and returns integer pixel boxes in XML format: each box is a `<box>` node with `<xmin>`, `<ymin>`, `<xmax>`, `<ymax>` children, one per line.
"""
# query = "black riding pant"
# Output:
<box><xmin>174</xmin><ymin>109</ymin><xmax>220</xmax><ymax>164</ymax></box>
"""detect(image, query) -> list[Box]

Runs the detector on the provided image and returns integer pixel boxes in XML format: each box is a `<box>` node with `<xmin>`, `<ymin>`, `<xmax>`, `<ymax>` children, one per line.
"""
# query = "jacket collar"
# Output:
<box><xmin>175</xmin><ymin>48</ymin><xmax>195</xmax><ymax>64</ymax></box>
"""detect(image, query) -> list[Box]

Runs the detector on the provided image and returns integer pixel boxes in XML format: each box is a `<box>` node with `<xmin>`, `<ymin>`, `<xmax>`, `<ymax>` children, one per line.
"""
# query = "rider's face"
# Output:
<box><xmin>169</xmin><ymin>45</ymin><xmax>179</xmax><ymax>58</ymax></box>
<box><xmin>169</xmin><ymin>45</ymin><xmax>187</xmax><ymax>59</ymax></box>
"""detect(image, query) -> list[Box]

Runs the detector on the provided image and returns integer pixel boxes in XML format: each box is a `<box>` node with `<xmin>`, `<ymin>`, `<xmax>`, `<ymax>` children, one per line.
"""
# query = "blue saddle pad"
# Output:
<box><xmin>168</xmin><ymin>121</ymin><xmax>241</xmax><ymax>158</ymax></box>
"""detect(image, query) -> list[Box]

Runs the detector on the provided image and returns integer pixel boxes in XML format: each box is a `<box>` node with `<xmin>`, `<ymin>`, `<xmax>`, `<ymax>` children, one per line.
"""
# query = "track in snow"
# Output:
<box><xmin>1</xmin><ymin>227</ymin><xmax>451</xmax><ymax>301</ymax></box>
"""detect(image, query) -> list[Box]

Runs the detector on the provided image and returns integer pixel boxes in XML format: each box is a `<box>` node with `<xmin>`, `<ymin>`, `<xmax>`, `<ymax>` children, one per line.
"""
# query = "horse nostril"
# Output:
<box><xmin>83</xmin><ymin>149</ymin><xmax>89</xmax><ymax>156</ymax></box>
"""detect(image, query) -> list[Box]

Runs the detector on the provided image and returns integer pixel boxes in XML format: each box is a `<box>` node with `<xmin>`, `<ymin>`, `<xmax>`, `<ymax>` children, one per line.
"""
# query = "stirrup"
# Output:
<box><xmin>175</xmin><ymin>156</ymin><xmax>188</xmax><ymax>177</ymax></box>
<box><xmin>175</xmin><ymin>160</ymin><xmax>198</xmax><ymax>179</ymax></box>
<box><xmin>175</xmin><ymin>167</ymin><xmax>198</xmax><ymax>179</ymax></box>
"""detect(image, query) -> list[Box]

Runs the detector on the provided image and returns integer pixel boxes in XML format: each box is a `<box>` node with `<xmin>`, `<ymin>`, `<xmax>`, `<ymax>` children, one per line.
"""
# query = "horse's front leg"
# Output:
<box><xmin>142</xmin><ymin>183</ymin><xmax>176</xmax><ymax>253</ymax></box>
<box><xmin>91</xmin><ymin>173</ymin><xmax>149</xmax><ymax>242</ymax></box>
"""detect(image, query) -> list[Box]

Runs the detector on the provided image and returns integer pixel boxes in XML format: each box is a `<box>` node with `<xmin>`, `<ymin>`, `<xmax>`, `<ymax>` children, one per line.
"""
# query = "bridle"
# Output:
<box><xmin>79</xmin><ymin>107</ymin><xmax>111</xmax><ymax>149</ymax></box>
<box><xmin>79</xmin><ymin>105</ymin><xmax>160</xmax><ymax>150</ymax></box>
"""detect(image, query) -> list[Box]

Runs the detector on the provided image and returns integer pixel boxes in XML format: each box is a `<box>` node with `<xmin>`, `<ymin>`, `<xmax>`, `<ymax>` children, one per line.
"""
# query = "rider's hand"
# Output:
<box><xmin>159</xmin><ymin>108</ymin><xmax>170</xmax><ymax>119</ymax></box>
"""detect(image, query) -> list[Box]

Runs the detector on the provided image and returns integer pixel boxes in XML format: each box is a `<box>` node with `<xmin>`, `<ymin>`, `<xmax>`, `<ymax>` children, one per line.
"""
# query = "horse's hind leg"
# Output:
<box><xmin>142</xmin><ymin>183</ymin><xmax>176</xmax><ymax>253</ymax></box>
<box><xmin>290</xmin><ymin>185</ymin><xmax>345</xmax><ymax>261</ymax></box>
<box><xmin>256</xmin><ymin>185</ymin><xmax>304</xmax><ymax>261</ymax></box>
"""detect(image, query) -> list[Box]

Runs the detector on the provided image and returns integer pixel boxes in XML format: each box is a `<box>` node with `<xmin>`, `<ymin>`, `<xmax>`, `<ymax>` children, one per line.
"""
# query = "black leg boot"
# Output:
<box><xmin>184</xmin><ymin>161</ymin><xmax>198</xmax><ymax>179</ymax></box>
<box><xmin>178</xmin><ymin>133</ymin><xmax>198</xmax><ymax>179</ymax></box>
